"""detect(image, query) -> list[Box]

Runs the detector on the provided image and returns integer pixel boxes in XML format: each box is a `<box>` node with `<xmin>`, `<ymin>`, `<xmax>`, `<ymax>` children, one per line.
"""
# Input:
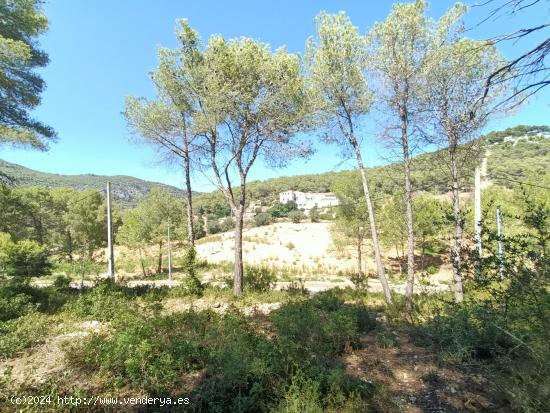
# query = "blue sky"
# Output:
<box><xmin>2</xmin><ymin>0</ymin><xmax>548</xmax><ymax>192</ymax></box>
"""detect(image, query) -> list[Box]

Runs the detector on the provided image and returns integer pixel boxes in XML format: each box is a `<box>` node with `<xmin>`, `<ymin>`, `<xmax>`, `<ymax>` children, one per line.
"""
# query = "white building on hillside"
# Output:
<box><xmin>279</xmin><ymin>190</ymin><xmax>340</xmax><ymax>210</ymax></box>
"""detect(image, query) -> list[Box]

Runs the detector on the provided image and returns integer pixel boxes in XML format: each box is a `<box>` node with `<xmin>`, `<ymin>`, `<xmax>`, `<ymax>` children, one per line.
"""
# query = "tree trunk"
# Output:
<box><xmin>157</xmin><ymin>241</ymin><xmax>163</xmax><ymax>274</ymax></box>
<box><xmin>139</xmin><ymin>247</ymin><xmax>146</xmax><ymax>277</ymax></box>
<box><xmin>357</xmin><ymin>240</ymin><xmax>363</xmax><ymax>276</ymax></box>
<box><xmin>36</xmin><ymin>217</ymin><xmax>44</xmax><ymax>245</ymax></box>
<box><xmin>395</xmin><ymin>245</ymin><xmax>403</xmax><ymax>276</ymax></box>
<box><xmin>400</xmin><ymin>111</ymin><xmax>415</xmax><ymax>312</ymax></box>
<box><xmin>67</xmin><ymin>230</ymin><xmax>73</xmax><ymax>262</ymax></box>
<box><xmin>449</xmin><ymin>146</ymin><xmax>464</xmax><ymax>302</ymax></box>
<box><xmin>350</xmin><ymin>136</ymin><xmax>393</xmax><ymax>304</ymax></box>
<box><xmin>233</xmin><ymin>205</ymin><xmax>245</xmax><ymax>295</ymax></box>
<box><xmin>183</xmin><ymin>143</ymin><xmax>195</xmax><ymax>246</ymax></box>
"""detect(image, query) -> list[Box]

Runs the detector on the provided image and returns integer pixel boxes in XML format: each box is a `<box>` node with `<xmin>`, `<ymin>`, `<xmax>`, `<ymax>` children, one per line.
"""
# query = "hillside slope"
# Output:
<box><xmin>0</xmin><ymin>159</ymin><xmax>193</xmax><ymax>207</ymax></box>
<box><xmin>2</xmin><ymin>125</ymin><xmax>547</xmax><ymax>210</ymax></box>
<box><xmin>194</xmin><ymin>125</ymin><xmax>550</xmax><ymax>212</ymax></box>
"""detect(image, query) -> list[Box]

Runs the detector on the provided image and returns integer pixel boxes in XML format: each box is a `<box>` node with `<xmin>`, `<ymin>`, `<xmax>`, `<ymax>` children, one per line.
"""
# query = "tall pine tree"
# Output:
<box><xmin>0</xmin><ymin>0</ymin><xmax>55</xmax><ymax>150</ymax></box>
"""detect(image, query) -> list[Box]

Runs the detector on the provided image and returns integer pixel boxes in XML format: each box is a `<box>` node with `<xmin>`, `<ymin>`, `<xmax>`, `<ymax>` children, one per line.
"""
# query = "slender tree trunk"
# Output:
<box><xmin>183</xmin><ymin>143</ymin><xmax>195</xmax><ymax>246</ymax></box>
<box><xmin>157</xmin><ymin>241</ymin><xmax>163</xmax><ymax>274</ymax></box>
<box><xmin>395</xmin><ymin>245</ymin><xmax>403</xmax><ymax>276</ymax></box>
<box><xmin>350</xmin><ymin>136</ymin><xmax>392</xmax><ymax>304</ymax></box>
<box><xmin>400</xmin><ymin>110</ymin><xmax>415</xmax><ymax>312</ymax></box>
<box><xmin>233</xmin><ymin>204</ymin><xmax>245</xmax><ymax>295</ymax></box>
<box><xmin>139</xmin><ymin>247</ymin><xmax>146</xmax><ymax>277</ymax></box>
<box><xmin>32</xmin><ymin>215</ymin><xmax>44</xmax><ymax>245</ymax></box>
<box><xmin>67</xmin><ymin>230</ymin><xmax>73</xmax><ymax>262</ymax></box>
<box><xmin>357</xmin><ymin>240</ymin><xmax>363</xmax><ymax>276</ymax></box>
<box><xmin>449</xmin><ymin>144</ymin><xmax>464</xmax><ymax>302</ymax></box>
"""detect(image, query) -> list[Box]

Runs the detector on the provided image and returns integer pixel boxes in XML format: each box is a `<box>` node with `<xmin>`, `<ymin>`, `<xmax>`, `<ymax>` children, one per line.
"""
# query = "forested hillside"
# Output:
<box><xmin>0</xmin><ymin>159</ymin><xmax>193</xmax><ymax>207</ymax></box>
<box><xmin>194</xmin><ymin>125</ymin><xmax>550</xmax><ymax>212</ymax></box>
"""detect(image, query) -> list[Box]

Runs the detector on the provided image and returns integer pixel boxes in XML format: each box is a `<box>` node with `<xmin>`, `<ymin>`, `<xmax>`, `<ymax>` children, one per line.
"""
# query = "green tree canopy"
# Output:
<box><xmin>0</xmin><ymin>0</ymin><xmax>55</xmax><ymax>150</ymax></box>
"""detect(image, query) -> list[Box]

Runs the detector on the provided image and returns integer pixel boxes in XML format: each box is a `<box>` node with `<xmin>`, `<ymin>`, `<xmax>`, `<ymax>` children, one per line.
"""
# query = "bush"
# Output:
<box><xmin>244</xmin><ymin>265</ymin><xmax>276</xmax><ymax>292</ymax></box>
<box><xmin>0</xmin><ymin>234</ymin><xmax>51</xmax><ymax>277</ymax></box>
<box><xmin>271</xmin><ymin>291</ymin><xmax>375</xmax><ymax>367</ymax></box>
<box><xmin>289</xmin><ymin>210</ymin><xmax>306</xmax><ymax>224</ymax></box>
<box><xmin>207</xmin><ymin>220</ymin><xmax>222</xmax><ymax>234</ymax></box>
<box><xmin>0</xmin><ymin>312</ymin><xmax>50</xmax><ymax>358</ymax></box>
<box><xmin>270</xmin><ymin>201</ymin><xmax>297</xmax><ymax>218</ymax></box>
<box><xmin>73</xmin><ymin>310</ymin><xmax>278</xmax><ymax>404</ymax></box>
<box><xmin>425</xmin><ymin>265</ymin><xmax>438</xmax><ymax>275</ymax></box>
<box><xmin>0</xmin><ymin>290</ymin><xmax>37</xmax><ymax>321</ymax></box>
<box><xmin>181</xmin><ymin>246</ymin><xmax>204</xmax><ymax>296</ymax></box>
<box><xmin>207</xmin><ymin>217</ymin><xmax>235</xmax><ymax>234</ymax></box>
<box><xmin>53</xmin><ymin>275</ymin><xmax>72</xmax><ymax>289</ymax></box>
<box><xmin>67</xmin><ymin>291</ymin><xmax>386</xmax><ymax>411</ymax></box>
<box><xmin>223</xmin><ymin>265</ymin><xmax>277</xmax><ymax>292</ymax></box>
<box><xmin>193</xmin><ymin>219</ymin><xmax>206</xmax><ymax>240</ymax></box>
<box><xmin>349</xmin><ymin>272</ymin><xmax>369</xmax><ymax>290</ymax></box>
<box><xmin>0</xmin><ymin>280</ymin><xmax>69</xmax><ymax>321</ymax></box>
<box><xmin>220</xmin><ymin>217</ymin><xmax>235</xmax><ymax>232</ymax></box>
<box><xmin>254</xmin><ymin>212</ymin><xmax>272</xmax><ymax>227</ymax></box>
<box><xmin>66</xmin><ymin>282</ymin><xmax>137</xmax><ymax>321</ymax></box>
<box><xmin>319</xmin><ymin>212</ymin><xmax>335</xmax><ymax>221</ymax></box>
<box><xmin>309</xmin><ymin>206</ymin><xmax>320</xmax><ymax>223</ymax></box>
<box><xmin>74</xmin><ymin>313</ymin><xmax>203</xmax><ymax>393</ymax></box>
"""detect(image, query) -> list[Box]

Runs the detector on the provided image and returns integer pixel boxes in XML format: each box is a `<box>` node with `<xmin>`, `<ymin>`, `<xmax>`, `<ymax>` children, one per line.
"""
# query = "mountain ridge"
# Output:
<box><xmin>0</xmin><ymin>159</ymin><xmax>194</xmax><ymax>208</ymax></box>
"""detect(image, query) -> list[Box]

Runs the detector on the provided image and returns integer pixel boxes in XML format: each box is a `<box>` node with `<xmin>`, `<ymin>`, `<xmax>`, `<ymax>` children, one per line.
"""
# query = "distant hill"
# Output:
<box><xmin>0</xmin><ymin>159</ymin><xmax>195</xmax><ymax>208</ymax></box>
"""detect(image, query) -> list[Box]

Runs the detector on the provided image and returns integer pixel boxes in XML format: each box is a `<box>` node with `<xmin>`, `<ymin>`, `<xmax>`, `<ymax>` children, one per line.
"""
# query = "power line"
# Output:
<box><xmin>64</xmin><ymin>189</ymin><xmax>107</xmax><ymax>207</ymax></box>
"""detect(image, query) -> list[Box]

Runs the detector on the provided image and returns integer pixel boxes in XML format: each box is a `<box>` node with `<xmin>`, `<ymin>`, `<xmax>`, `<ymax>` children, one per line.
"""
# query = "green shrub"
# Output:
<box><xmin>274</xmin><ymin>370</ymin><xmax>323</xmax><ymax>413</ymax></box>
<box><xmin>224</xmin><ymin>265</ymin><xmax>277</xmax><ymax>293</ymax></box>
<box><xmin>245</xmin><ymin>266</ymin><xmax>277</xmax><ymax>292</ymax></box>
<box><xmin>425</xmin><ymin>265</ymin><xmax>438</xmax><ymax>275</ymax></box>
<box><xmin>271</xmin><ymin>291</ymin><xmax>375</xmax><ymax>368</ymax></box>
<box><xmin>0</xmin><ymin>280</ymin><xmax>69</xmax><ymax>321</ymax></box>
<box><xmin>220</xmin><ymin>217</ymin><xmax>235</xmax><ymax>232</ymax></box>
<box><xmin>0</xmin><ymin>312</ymin><xmax>50</xmax><ymax>358</ymax></box>
<box><xmin>74</xmin><ymin>313</ymin><xmax>204</xmax><ymax>393</ymax></box>
<box><xmin>309</xmin><ymin>206</ymin><xmax>320</xmax><ymax>223</ymax></box>
<box><xmin>254</xmin><ymin>212</ymin><xmax>272</xmax><ymax>227</ymax></box>
<box><xmin>349</xmin><ymin>272</ymin><xmax>369</xmax><ymax>290</ymax></box>
<box><xmin>318</xmin><ymin>212</ymin><xmax>335</xmax><ymax>221</ymax></box>
<box><xmin>182</xmin><ymin>246</ymin><xmax>204</xmax><ymax>296</ymax></box>
<box><xmin>65</xmin><ymin>282</ymin><xmax>137</xmax><ymax>321</ymax></box>
<box><xmin>53</xmin><ymin>275</ymin><xmax>72</xmax><ymax>289</ymax></box>
<box><xmin>288</xmin><ymin>210</ymin><xmax>306</xmax><ymax>223</ymax></box>
<box><xmin>274</xmin><ymin>369</ymin><xmax>373</xmax><ymax>413</ymax></box>
<box><xmin>66</xmin><ymin>292</ymin><xmax>385</xmax><ymax>411</ymax></box>
<box><xmin>0</xmin><ymin>234</ymin><xmax>52</xmax><ymax>277</ymax></box>
<box><xmin>270</xmin><ymin>201</ymin><xmax>297</xmax><ymax>218</ymax></box>
<box><xmin>192</xmin><ymin>312</ymin><xmax>282</xmax><ymax>412</ymax></box>
<box><xmin>0</xmin><ymin>292</ymin><xmax>37</xmax><ymax>322</ymax></box>
<box><xmin>207</xmin><ymin>220</ymin><xmax>222</xmax><ymax>234</ymax></box>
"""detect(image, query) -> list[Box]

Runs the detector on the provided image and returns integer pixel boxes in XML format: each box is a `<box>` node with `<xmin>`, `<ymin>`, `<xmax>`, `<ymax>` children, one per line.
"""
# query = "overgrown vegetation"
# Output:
<box><xmin>1</xmin><ymin>0</ymin><xmax>549</xmax><ymax>409</ymax></box>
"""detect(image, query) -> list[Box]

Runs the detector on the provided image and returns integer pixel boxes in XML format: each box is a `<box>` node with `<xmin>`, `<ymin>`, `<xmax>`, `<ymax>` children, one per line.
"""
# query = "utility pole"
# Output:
<box><xmin>496</xmin><ymin>206</ymin><xmax>504</xmax><ymax>279</ymax></box>
<box><xmin>167</xmin><ymin>217</ymin><xmax>172</xmax><ymax>281</ymax></box>
<box><xmin>106</xmin><ymin>182</ymin><xmax>115</xmax><ymax>280</ymax></box>
<box><xmin>474</xmin><ymin>165</ymin><xmax>482</xmax><ymax>276</ymax></box>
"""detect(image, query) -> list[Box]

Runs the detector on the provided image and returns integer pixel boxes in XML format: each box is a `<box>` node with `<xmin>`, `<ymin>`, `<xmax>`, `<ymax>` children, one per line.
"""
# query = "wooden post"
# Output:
<box><xmin>106</xmin><ymin>182</ymin><xmax>115</xmax><ymax>280</ymax></box>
